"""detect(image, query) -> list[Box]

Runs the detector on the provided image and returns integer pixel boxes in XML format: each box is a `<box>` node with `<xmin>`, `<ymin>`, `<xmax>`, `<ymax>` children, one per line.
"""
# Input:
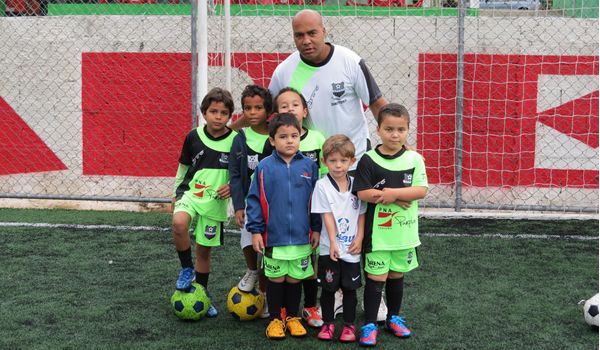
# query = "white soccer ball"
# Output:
<box><xmin>583</xmin><ymin>293</ymin><xmax>599</xmax><ymax>327</ymax></box>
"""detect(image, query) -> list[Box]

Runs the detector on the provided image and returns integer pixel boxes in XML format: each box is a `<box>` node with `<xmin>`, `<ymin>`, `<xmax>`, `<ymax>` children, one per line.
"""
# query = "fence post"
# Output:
<box><xmin>455</xmin><ymin>0</ymin><xmax>466</xmax><ymax>211</ymax></box>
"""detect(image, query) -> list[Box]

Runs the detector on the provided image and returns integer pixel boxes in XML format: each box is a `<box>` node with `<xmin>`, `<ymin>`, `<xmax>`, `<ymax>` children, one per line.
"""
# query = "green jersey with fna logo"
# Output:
<box><xmin>175</xmin><ymin>126</ymin><xmax>237</xmax><ymax>221</ymax></box>
<box><xmin>353</xmin><ymin>146</ymin><xmax>428</xmax><ymax>253</ymax></box>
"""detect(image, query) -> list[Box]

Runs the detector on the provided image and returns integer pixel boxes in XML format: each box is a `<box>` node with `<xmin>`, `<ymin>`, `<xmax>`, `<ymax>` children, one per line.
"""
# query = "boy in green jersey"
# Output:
<box><xmin>229</xmin><ymin>85</ymin><xmax>273</xmax><ymax>317</ymax></box>
<box><xmin>274</xmin><ymin>87</ymin><xmax>326</xmax><ymax>328</ymax></box>
<box><xmin>353</xmin><ymin>103</ymin><xmax>428</xmax><ymax>346</ymax></box>
<box><xmin>171</xmin><ymin>87</ymin><xmax>237</xmax><ymax>318</ymax></box>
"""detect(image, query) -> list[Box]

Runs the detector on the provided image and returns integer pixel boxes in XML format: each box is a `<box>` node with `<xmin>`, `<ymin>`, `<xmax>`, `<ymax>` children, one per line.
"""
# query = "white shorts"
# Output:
<box><xmin>240</xmin><ymin>225</ymin><xmax>253</xmax><ymax>249</ymax></box>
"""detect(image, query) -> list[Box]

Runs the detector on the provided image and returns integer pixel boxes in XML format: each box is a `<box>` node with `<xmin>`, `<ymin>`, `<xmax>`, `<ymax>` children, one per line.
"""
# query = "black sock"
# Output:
<box><xmin>302</xmin><ymin>278</ymin><xmax>318</xmax><ymax>308</ymax></box>
<box><xmin>177</xmin><ymin>248</ymin><xmax>193</xmax><ymax>269</ymax></box>
<box><xmin>385</xmin><ymin>277</ymin><xmax>404</xmax><ymax>319</ymax></box>
<box><xmin>195</xmin><ymin>272</ymin><xmax>209</xmax><ymax>290</ymax></box>
<box><xmin>284</xmin><ymin>282</ymin><xmax>302</xmax><ymax>317</ymax></box>
<box><xmin>342</xmin><ymin>288</ymin><xmax>357</xmax><ymax>324</ymax></box>
<box><xmin>267</xmin><ymin>281</ymin><xmax>285</xmax><ymax>320</ymax></box>
<box><xmin>320</xmin><ymin>288</ymin><xmax>335</xmax><ymax>323</ymax></box>
<box><xmin>364</xmin><ymin>278</ymin><xmax>384</xmax><ymax>324</ymax></box>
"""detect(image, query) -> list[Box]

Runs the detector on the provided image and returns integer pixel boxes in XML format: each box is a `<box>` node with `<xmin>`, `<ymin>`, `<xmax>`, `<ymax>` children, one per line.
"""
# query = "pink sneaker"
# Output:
<box><xmin>339</xmin><ymin>324</ymin><xmax>356</xmax><ymax>343</ymax></box>
<box><xmin>317</xmin><ymin>323</ymin><xmax>335</xmax><ymax>341</ymax></box>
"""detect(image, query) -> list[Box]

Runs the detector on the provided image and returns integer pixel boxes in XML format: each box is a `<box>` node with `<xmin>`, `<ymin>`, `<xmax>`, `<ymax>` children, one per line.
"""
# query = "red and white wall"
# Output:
<box><xmin>0</xmin><ymin>16</ymin><xmax>597</xmax><ymax>209</ymax></box>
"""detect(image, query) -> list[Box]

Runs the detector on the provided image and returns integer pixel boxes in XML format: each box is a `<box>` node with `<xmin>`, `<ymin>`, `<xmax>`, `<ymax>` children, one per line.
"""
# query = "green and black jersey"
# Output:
<box><xmin>300</xmin><ymin>127</ymin><xmax>327</xmax><ymax>176</ymax></box>
<box><xmin>174</xmin><ymin>126</ymin><xmax>237</xmax><ymax>221</ymax></box>
<box><xmin>353</xmin><ymin>146</ymin><xmax>428</xmax><ymax>253</ymax></box>
<box><xmin>245</xmin><ymin>127</ymin><xmax>272</xmax><ymax>181</ymax></box>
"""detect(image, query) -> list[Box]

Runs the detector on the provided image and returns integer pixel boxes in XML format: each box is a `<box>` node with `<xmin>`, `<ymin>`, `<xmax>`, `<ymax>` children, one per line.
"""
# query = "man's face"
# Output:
<box><xmin>292</xmin><ymin>13</ymin><xmax>328</xmax><ymax>64</ymax></box>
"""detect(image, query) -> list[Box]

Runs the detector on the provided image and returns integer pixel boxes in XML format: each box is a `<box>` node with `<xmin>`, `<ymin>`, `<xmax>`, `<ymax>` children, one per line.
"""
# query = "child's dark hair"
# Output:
<box><xmin>274</xmin><ymin>87</ymin><xmax>308</xmax><ymax>115</ymax></box>
<box><xmin>376</xmin><ymin>103</ymin><xmax>409</xmax><ymax>127</ymax></box>
<box><xmin>322</xmin><ymin>134</ymin><xmax>355</xmax><ymax>160</ymax></box>
<box><xmin>200</xmin><ymin>87</ymin><xmax>234</xmax><ymax>117</ymax></box>
<box><xmin>268</xmin><ymin>113</ymin><xmax>301</xmax><ymax>138</ymax></box>
<box><xmin>241</xmin><ymin>84</ymin><xmax>273</xmax><ymax>115</ymax></box>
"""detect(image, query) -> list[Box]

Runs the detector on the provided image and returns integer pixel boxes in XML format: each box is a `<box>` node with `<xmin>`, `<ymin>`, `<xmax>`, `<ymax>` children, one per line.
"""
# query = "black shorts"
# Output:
<box><xmin>318</xmin><ymin>255</ymin><xmax>362</xmax><ymax>292</ymax></box>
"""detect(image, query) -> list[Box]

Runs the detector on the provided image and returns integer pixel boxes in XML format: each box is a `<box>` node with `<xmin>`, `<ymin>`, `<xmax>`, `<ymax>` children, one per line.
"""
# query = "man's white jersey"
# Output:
<box><xmin>269</xmin><ymin>44</ymin><xmax>382</xmax><ymax>169</ymax></box>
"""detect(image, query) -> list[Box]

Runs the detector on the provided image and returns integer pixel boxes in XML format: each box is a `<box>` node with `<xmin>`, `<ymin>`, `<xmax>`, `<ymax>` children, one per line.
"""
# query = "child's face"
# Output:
<box><xmin>203</xmin><ymin>101</ymin><xmax>231</xmax><ymax>135</ymax></box>
<box><xmin>242</xmin><ymin>95</ymin><xmax>268</xmax><ymax>127</ymax></box>
<box><xmin>269</xmin><ymin>125</ymin><xmax>300</xmax><ymax>160</ymax></box>
<box><xmin>276</xmin><ymin>91</ymin><xmax>307</xmax><ymax>125</ymax></box>
<box><xmin>377</xmin><ymin>114</ymin><xmax>409</xmax><ymax>154</ymax></box>
<box><xmin>324</xmin><ymin>152</ymin><xmax>355</xmax><ymax>181</ymax></box>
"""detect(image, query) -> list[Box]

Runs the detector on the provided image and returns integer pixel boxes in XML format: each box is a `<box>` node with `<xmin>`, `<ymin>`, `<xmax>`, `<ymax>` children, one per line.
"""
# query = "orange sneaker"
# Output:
<box><xmin>265</xmin><ymin>318</ymin><xmax>286</xmax><ymax>340</ymax></box>
<box><xmin>285</xmin><ymin>316</ymin><xmax>307</xmax><ymax>337</ymax></box>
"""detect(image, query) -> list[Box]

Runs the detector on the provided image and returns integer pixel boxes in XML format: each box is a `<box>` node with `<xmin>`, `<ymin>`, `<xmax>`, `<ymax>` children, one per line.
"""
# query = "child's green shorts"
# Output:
<box><xmin>263</xmin><ymin>255</ymin><xmax>313</xmax><ymax>280</ymax></box>
<box><xmin>364</xmin><ymin>247</ymin><xmax>419</xmax><ymax>275</ymax></box>
<box><xmin>174</xmin><ymin>199</ymin><xmax>224</xmax><ymax>247</ymax></box>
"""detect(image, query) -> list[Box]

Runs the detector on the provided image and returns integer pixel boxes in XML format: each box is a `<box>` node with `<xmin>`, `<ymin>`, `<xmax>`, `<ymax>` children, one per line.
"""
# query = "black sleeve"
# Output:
<box><xmin>359</xmin><ymin>59</ymin><xmax>383</xmax><ymax>106</ymax></box>
<box><xmin>352</xmin><ymin>155</ymin><xmax>374</xmax><ymax>194</ymax></box>
<box><xmin>178</xmin><ymin>131</ymin><xmax>193</xmax><ymax>165</ymax></box>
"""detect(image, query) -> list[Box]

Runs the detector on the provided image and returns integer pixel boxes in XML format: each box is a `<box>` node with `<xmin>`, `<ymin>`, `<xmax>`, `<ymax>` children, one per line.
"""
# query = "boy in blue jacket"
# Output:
<box><xmin>246</xmin><ymin>113</ymin><xmax>322</xmax><ymax>340</ymax></box>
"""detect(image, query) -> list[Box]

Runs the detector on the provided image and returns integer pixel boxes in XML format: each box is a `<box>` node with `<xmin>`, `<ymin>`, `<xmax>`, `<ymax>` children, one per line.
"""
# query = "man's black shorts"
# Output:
<box><xmin>318</xmin><ymin>255</ymin><xmax>362</xmax><ymax>292</ymax></box>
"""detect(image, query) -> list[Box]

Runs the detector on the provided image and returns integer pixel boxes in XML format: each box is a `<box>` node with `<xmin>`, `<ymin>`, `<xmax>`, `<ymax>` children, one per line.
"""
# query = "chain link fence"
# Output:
<box><xmin>0</xmin><ymin>0</ymin><xmax>597</xmax><ymax>213</ymax></box>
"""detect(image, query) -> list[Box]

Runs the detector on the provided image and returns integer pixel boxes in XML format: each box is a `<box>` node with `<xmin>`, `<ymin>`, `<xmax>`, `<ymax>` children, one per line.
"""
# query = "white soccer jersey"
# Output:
<box><xmin>311</xmin><ymin>174</ymin><xmax>367</xmax><ymax>263</ymax></box>
<box><xmin>269</xmin><ymin>44</ymin><xmax>382</xmax><ymax>169</ymax></box>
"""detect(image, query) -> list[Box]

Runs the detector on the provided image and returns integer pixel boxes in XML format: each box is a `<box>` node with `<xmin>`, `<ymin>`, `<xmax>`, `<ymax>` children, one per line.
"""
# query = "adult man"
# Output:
<box><xmin>231</xmin><ymin>10</ymin><xmax>387</xmax><ymax>170</ymax></box>
<box><xmin>267</xmin><ymin>9</ymin><xmax>387</xmax><ymax>170</ymax></box>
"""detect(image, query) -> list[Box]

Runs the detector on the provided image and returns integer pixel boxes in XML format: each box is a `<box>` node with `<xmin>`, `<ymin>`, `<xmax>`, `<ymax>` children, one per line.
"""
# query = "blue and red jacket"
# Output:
<box><xmin>245</xmin><ymin>150</ymin><xmax>322</xmax><ymax>247</ymax></box>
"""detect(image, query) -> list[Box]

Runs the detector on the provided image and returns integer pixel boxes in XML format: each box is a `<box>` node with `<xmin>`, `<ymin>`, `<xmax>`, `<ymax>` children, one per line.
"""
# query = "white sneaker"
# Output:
<box><xmin>238</xmin><ymin>269</ymin><xmax>259</xmax><ymax>292</ymax></box>
<box><xmin>260</xmin><ymin>295</ymin><xmax>270</xmax><ymax>319</ymax></box>
<box><xmin>361</xmin><ymin>293</ymin><xmax>388</xmax><ymax>323</ymax></box>
<box><xmin>334</xmin><ymin>289</ymin><xmax>343</xmax><ymax>318</ymax></box>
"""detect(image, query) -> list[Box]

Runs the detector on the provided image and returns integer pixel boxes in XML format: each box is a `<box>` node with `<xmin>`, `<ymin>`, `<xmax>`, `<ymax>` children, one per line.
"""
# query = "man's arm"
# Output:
<box><xmin>229</xmin><ymin>116</ymin><xmax>249</xmax><ymax>131</ymax></box>
<box><xmin>368</xmin><ymin>96</ymin><xmax>388</xmax><ymax>121</ymax></box>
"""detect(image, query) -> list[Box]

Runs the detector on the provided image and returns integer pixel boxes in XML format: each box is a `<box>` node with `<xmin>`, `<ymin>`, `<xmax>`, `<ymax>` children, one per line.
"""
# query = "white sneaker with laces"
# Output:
<box><xmin>238</xmin><ymin>269</ymin><xmax>259</xmax><ymax>292</ymax></box>
<box><xmin>333</xmin><ymin>289</ymin><xmax>344</xmax><ymax>318</ymax></box>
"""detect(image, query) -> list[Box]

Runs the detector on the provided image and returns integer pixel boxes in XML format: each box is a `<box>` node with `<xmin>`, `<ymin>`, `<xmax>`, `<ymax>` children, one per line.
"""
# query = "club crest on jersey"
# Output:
<box><xmin>337</xmin><ymin>217</ymin><xmax>350</xmax><ymax>234</ymax></box>
<box><xmin>204</xmin><ymin>225</ymin><xmax>217</xmax><ymax>239</ymax></box>
<box><xmin>304</xmin><ymin>151</ymin><xmax>318</xmax><ymax>163</ymax></box>
<box><xmin>247</xmin><ymin>154</ymin><xmax>259</xmax><ymax>170</ymax></box>
<box><xmin>219</xmin><ymin>153</ymin><xmax>229</xmax><ymax>165</ymax></box>
<box><xmin>301</xmin><ymin>257</ymin><xmax>309</xmax><ymax>271</ymax></box>
<box><xmin>351</xmin><ymin>196</ymin><xmax>359</xmax><ymax>210</ymax></box>
<box><xmin>403</xmin><ymin>173</ymin><xmax>413</xmax><ymax>186</ymax></box>
<box><xmin>331</xmin><ymin>82</ymin><xmax>345</xmax><ymax>98</ymax></box>
<box><xmin>325</xmin><ymin>269</ymin><xmax>334</xmax><ymax>283</ymax></box>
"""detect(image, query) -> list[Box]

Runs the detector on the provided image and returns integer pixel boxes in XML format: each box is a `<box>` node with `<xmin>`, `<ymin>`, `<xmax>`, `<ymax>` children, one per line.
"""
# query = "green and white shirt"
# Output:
<box><xmin>353</xmin><ymin>146</ymin><xmax>428</xmax><ymax>253</ymax></box>
<box><xmin>269</xmin><ymin>43</ymin><xmax>383</xmax><ymax>169</ymax></box>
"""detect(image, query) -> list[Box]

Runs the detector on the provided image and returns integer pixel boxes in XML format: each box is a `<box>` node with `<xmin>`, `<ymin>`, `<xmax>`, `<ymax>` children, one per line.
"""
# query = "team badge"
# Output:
<box><xmin>325</xmin><ymin>269</ymin><xmax>334</xmax><ymax>283</ymax></box>
<box><xmin>351</xmin><ymin>196</ymin><xmax>359</xmax><ymax>210</ymax></box>
<box><xmin>247</xmin><ymin>154</ymin><xmax>259</xmax><ymax>170</ymax></box>
<box><xmin>407</xmin><ymin>251</ymin><xmax>413</xmax><ymax>265</ymax></box>
<box><xmin>332</xmin><ymin>82</ymin><xmax>345</xmax><ymax>98</ymax></box>
<box><xmin>403</xmin><ymin>173</ymin><xmax>413</xmax><ymax>186</ymax></box>
<box><xmin>204</xmin><ymin>225</ymin><xmax>217</xmax><ymax>239</ymax></box>
<box><xmin>218</xmin><ymin>153</ymin><xmax>229</xmax><ymax>165</ymax></box>
<box><xmin>301</xmin><ymin>257</ymin><xmax>309</xmax><ymax>271</ymax></box>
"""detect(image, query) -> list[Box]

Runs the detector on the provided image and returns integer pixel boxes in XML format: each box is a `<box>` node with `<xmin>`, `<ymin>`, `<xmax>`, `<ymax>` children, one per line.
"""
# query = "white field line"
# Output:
<box><xmin>0</xmin><ymin>222</ymin><xmax>597</xmax><ymax>241</ymax></box>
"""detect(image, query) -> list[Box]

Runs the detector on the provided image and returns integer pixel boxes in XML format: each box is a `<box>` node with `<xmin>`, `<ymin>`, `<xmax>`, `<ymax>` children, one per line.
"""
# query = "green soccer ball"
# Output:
<box><xmin>170</xmin><ymin>282</ymin><xmax>211</xmax><ymax>320</ymax></box>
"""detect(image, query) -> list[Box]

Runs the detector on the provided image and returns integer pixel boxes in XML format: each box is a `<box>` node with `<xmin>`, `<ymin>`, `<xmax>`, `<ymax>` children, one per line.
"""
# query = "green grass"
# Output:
<box><xmin>0</xmin><ymin>208</ymin><xmax>597</xmax><ymax>349</ymax></box>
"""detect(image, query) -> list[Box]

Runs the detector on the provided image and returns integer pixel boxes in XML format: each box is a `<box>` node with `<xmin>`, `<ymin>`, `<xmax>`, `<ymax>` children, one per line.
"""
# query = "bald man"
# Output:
<box><xmin>268</xmin><ymin>10</ymin><xmax>387</xmax><ymax>170</ymax></box>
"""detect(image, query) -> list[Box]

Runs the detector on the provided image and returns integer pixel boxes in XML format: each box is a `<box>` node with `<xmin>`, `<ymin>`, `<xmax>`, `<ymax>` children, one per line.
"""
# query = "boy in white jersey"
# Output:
<box><xmin>353</xmin><ymin>103</ymin><xmax>428</xmax><ymax>347</ymax></box>
<box><xmin>311</xmin><ymin>135</ymin><xmax>366</xmax><ymax>343</ymax></box>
